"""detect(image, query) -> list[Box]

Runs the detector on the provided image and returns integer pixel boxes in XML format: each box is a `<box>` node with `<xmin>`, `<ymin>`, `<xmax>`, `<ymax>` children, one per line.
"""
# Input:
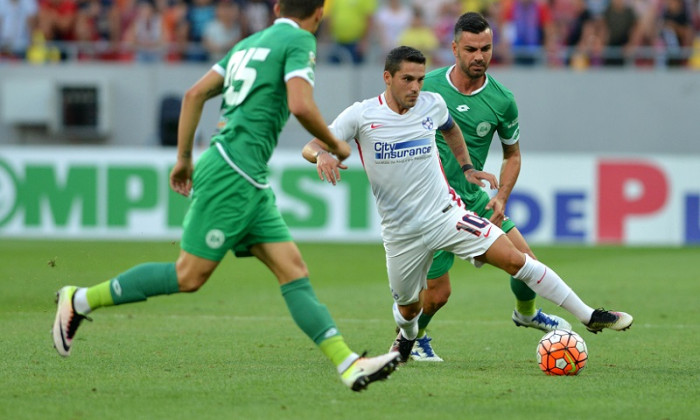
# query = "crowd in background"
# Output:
<box><xmin>1</xmin><ymin>0</ymin><xmax>699</xmax><ymax>68</ymax></box>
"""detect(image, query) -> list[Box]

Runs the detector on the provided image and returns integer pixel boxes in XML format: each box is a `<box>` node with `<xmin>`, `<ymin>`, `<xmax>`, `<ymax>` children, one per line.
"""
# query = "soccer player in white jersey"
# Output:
<box><xmin>302</xmin><ymin>46</ymin><xmax>633</xmax><ymax>362</ymax></box>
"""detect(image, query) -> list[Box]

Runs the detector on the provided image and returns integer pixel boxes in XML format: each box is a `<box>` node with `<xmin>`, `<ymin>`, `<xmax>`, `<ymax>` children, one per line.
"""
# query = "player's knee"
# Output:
<box><xmin>176</xmin><ymin>262</ymin><xmax>214</xmax><ymax>293</ymax></box>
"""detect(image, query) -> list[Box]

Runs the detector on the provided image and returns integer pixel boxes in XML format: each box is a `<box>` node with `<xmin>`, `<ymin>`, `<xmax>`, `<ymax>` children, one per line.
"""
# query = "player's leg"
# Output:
<box><xmin>251</xmin><ymin>240</ymin><xmax>399</xmax><ymax>391</ymax></box>
<box><xmin>506</xmin><ymin>227</ymin><xmax>571</xmax><ymax>331</ymax></box>
<box><xmin>54</xmin><ymin>147</ymin><xmax>236</xmax><ymax>357</ymax></box>
<box><xmin>53</xmin><ymin>250</ymin><xmax>218</xmax><ymax>357</ymax></box>
<box><xmin>473</xmin><ymin>188</ymin><xmax>570</xmax><ymax>332</ymax></box>
<box><xmin>385</xmin><ymin>236</ymin><xmax>433</xmax><ymax>362</ymax></box>
<box><xmin>410</xmin><ymin>251</ymin><xmax>453</xmax><ymax>362</ymax></box>
<box><xmin>477</xmin><ymin>235</ymin><xmax>632</xmax><ymax>333</ymax></box>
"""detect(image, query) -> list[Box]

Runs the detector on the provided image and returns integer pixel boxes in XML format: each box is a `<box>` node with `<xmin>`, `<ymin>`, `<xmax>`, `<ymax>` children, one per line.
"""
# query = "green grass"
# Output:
<box><xmin>1</xmin><ymin>241</ymin><xmax>699</xmax><ymax>419</ymax></box>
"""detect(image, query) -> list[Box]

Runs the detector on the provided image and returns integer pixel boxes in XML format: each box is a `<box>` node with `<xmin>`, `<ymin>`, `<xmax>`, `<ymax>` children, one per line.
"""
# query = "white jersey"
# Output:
<box><xmin>329</xmin><ymin>91</ymin><xmax>462</xmax><ymax>240</ymax></box>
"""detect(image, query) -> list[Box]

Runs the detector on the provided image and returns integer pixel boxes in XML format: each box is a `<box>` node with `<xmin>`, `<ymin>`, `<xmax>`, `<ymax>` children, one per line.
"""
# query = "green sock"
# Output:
<box><xmin>281</xmin><ymin>278</ymin><xmax>352</xmax><ymax>367</ymax></box>
<box><xmin>281</xmin><ymin>278</ymin><xmax>339</xmax><ymax>344</ymax></box>
<box><xmin>92</xmin><ymin>262</ymin><xmax>179</xmax><ymax>307</ymax></box>
<box><xmin>417</xmin><ymin>312</ymin><xmax>434</xmax><ymax>337</ymax></box>
<box><xmin>511</xmin><ymin>276</ymin><xmax>537</xmax><ymax>316</ymax></box>
<box><xmin>319</xmin><ymin>335</ymin><xmax>354</xmax><ymax>368</ymax></box>
<box><xmin>85</xmin><ymin>280</ymin><xmax>115</xmax><ymax>310</ymax></box>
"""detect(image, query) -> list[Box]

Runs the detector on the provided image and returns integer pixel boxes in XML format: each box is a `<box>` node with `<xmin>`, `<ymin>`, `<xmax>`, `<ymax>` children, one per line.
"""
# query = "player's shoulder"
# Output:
<box><xmin>423</xmin><ymin>66</ymin><xmax>450</xmax><ymax>89</ymax></box>
<box><xmin>485</xmin><ymin>73</ymin><xmax>516</xmax><ymax>101</ymax></box>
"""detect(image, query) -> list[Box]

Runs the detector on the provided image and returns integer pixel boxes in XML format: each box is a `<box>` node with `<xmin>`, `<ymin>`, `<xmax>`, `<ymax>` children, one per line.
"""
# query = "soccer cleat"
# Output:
<box><xmin>410</xmin><ymin>334</ymin><xmax>443</xmax><ymax>362</ymax></box>
<box><xmin>389</xmin><ymin>331</ymin><xmax>416</xmax><ymax>363</ymax></box>
<box><xmin>512</xmin><ymin>309</ymin><xmax>572</xmax><ymax>332</ymax></box>
<box><xmin>340</xmin><ymin>352</ymin><xmax>401</xmax><ymax>392</ymax></box>
<box><xmin>585</xmin><ymin>308</ymin><xmax>633</xmax><ymax>334</ymax></box>
<box><xmin>52</xmin><ymin>286</ymin><xmax>91</xmax><ymax>357</ymax></box>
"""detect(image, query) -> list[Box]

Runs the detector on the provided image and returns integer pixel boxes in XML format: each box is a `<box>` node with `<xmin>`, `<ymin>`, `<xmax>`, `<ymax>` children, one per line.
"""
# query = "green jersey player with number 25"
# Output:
<box><xmin>51</xmin><ymin>0</ymin><xmax>400</xmax><ymax>392</ymax></box>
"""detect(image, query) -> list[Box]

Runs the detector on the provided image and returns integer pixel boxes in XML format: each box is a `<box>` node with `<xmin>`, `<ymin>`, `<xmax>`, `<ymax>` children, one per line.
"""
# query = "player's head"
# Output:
<box><xmin>452</xmin><ymin>12</ymin><xmax>493</xmax><ymax>79</ymax></box>
<box><xmin>383</xmin><ymin>46</ymin><xmax>426</xmax><ymax>113</ymax></box>
<box><xmin>276</xmin><ymin>0</ymin><xmax>325</xmax><ymax>31</ymax></box>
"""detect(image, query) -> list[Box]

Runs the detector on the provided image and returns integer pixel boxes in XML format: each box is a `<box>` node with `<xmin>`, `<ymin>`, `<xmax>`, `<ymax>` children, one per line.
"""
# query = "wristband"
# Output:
<box><xmin>461</xmin><ymin>164</ymin><xmax>474</xmax><ymax>172</ymax></box>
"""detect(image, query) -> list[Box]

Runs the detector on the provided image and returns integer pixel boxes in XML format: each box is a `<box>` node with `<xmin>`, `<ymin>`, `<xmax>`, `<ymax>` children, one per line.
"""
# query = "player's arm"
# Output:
<box><xmin>287</xmin><ymin>77</ymin><xmax>351</xmax><ymax>161</ymax></box>
<box><xmin>302</xmin><ymin>138</ymin><xmax>348</xmax><ymax>186</ymax></box>
<box><xmin>170</xmin><ymin>69</ymin><xmax>223</xmax><ymax>197</ymax></box>
<box><xmin>440</xmin><ymin>118</ymin><xmax>498</xmax><ymax>190</ymax></box>
<box><xmin>486</xmin><ymin>142</ymin><xmax>522</xmax><ymax>225</ymax></box>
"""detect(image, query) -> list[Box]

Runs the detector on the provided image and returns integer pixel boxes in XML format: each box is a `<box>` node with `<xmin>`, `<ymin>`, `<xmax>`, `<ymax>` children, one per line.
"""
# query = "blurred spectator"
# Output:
<box><xmin>564</xmin><ymin>0</ymin><xmax>603</xmax><ymax>67</ymax></box>
<box><xmin>37</xmin><ymin>0</ymin><xmax>78</xmax><ymax>57</ymax></box>
<box><xmin>184</xmin><ymin>0</ymin><xmax>214</xmax><ymax>60</ymax></box>
<box><xmin>433</xmin><ymin>0</ymin><xmax>461</xmax><ymax>66</ymax></box>
<box><xmin>110</xmin><ymin>0</ymin><xmax>138</xmax><ymax>59</ymax></box>
<box><xmin>659</xmin><ymin>0</ymin><xmax>694</xmax><ymax>65</ymax></box>
<box><xmin>123</xmin><ymin>0</ymin><xmax>164</xmax><ymax>62</ymax></box>
<box><xmin>202</xmin><ymin>0</ymin><xmax>241</xmax><ymax>59</ymax></box>
<box><xmin>0</xmin><ymin>0</ymin><xmax>38</xmax><ymax>58</ymax></box>
<box><xmin>502</xmin><ymin>0</ymin><xmax>556</xmax><ymax>65</ymax></box>
<box><xmin>412</xmin><ymin>0</ymin><xmax>453</xmax><ymax>28</ymax></box>
<box><xmin>186</xmin><ymin>0</ymin><xmax>213</xmax><ymax>41</ymax></box>
<box><xmin>326</xmin><ymin>0</ymin><xmax>376</xmax><ymax>64</ymax></box>
<box><xmin>483</xmin><ymin>0</ymin><xmax>511</xmax><ymax>64</ymax></box>
<box><xmin>74</xmin><ymin>0</ymin><xmax>116</xmax><ymax>59</ymax></box>
<box><xmin>374</xmin><ymin>0</ymin><xmax>412</xmax><ymax>56</ymax></box>
<box><xmin>161</xmin><ymin>0</ymin><xmax>188</xmax><ymax>60</ymax></box>
<box><xmin>398</xmin><ymin>6</ymin><xmax>440</xmax><ymax>67</ymax></box>
<box><xmin>601</xmin><ymin>0</ymin><xmax>638</xmax><ymax>65</ymax></box>
<box><xmin>240</xmin><ymin>0</ymin><xmax>272</xmax><ymax>36</ymax></box>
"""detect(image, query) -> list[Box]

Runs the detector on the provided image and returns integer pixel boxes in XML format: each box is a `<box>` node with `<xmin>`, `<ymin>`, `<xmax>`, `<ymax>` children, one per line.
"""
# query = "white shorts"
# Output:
<box><xmin>385</xmin><ymin>206</ymin><xmax>504</xmax><ymax>305</ymax></box>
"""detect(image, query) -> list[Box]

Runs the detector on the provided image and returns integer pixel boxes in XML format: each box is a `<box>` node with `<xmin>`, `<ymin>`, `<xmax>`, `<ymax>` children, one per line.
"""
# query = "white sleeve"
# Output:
<box><xmin>329</xmin><ymin>102</ymin><xmax>361</xmax><ymax>142</ymax></box>
<box><xmin>432</xmin><ymin>93</ymin><xmax>450</xmax><ymax>128</ymax></box>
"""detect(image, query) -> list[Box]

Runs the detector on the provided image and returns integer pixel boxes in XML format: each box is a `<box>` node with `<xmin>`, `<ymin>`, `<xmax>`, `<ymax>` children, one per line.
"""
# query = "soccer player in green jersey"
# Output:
<box><xmin>409</xmin><ymin>12</ymin><xmax>572</xmax><ymax>362</ymax></box>
<box><xmin>51</xmin><ymin>0</ymin><xmax>400</xmax><ymax>391</ymax></box>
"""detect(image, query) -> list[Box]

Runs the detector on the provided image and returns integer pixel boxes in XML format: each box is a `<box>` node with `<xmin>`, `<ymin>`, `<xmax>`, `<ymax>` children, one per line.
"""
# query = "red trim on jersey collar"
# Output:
<box><xmin>377</xmin><ymin>94</ymin><xmax>383</xmax><ymax>105</ymax></box>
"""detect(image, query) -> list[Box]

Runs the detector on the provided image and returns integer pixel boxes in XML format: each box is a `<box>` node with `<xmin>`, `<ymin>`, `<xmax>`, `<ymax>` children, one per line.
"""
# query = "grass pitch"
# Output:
<box><xmin>1</xmin><ymin>240</ymin><xmax>698</xmax><ymax>420</ymax></box>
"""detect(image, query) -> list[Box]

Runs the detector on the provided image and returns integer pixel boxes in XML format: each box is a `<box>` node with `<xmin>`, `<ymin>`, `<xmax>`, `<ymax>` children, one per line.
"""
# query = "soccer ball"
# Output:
<box><xmin>536</xmin><ymin>329</ymin><xmax>588</xmax><ymax>376</ymax></box>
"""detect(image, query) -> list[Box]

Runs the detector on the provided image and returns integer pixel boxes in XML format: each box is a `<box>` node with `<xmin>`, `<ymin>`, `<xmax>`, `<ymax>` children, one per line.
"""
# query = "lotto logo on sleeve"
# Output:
<box><xmin>374</xmin><ymin>139</ymin><xmax>432</xmax><ymax>161</ymax></box>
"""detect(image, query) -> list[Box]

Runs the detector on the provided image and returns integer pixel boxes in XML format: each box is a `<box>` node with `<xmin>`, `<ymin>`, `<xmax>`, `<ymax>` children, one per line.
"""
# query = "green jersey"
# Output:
<box><xmin>211</xmin><ymin>18</ymin><xmax>317</xmax><ymax>187</ymax></box>
<box><xmin>423</xmin><ymin>67</ymin><xmax>519</xmax><ymax>204</ymax></box>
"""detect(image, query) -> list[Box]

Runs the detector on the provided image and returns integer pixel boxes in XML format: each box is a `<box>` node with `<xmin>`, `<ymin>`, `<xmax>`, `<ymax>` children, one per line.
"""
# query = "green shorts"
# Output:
<box><xmin>427</xmin><ymin>190</ymin><xmax>516</xmax><ymax>279</ymax></box>
<box><xmin>180</xmin><ymin>147</ymin><xmax>292</xmax><ymax>261</ymax></box>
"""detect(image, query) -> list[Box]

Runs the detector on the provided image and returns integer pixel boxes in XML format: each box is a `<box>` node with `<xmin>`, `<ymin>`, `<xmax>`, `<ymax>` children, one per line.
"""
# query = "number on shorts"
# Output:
<box><xmin>456</xmin><ymin>212</ymin><xmax>490</xmax><ymax>236</ymax></box>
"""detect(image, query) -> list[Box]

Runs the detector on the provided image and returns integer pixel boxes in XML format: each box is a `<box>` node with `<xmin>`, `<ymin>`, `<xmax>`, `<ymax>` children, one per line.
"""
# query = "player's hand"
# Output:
<box><xmin>328</xmin><ymin>141</ymin><xmax>351</xmax><ymax>161</ymax></box>
<box><xmin>170</xmin><ymin>159</ymin><xmax>194</xmax><ymax>197</ymax></box>
<box><xmin>485</xmin><ymin>196</ymin><xmax>506</xmax><ymax>227</ymax></box>
<box><xmin>465</xmin><ymin>169</ymin><xmax>498</xmax><ymax>190</ymax></box>
<box><xmin>316</xmin><ymin>151</ymin><xmax>347</xmax><ymax>185</ymax></box>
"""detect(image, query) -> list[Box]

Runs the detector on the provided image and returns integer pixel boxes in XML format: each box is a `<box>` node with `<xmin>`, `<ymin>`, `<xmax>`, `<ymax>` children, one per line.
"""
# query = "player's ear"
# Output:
<box><xmin>273</xmin><ymin>2</ymin><xmax>280</xmax><ymax>17</ymax></box>
<box><xmin>383</xmin><ymin>70</ymin><xmax>391</xmax><ymax>86</ymax></box>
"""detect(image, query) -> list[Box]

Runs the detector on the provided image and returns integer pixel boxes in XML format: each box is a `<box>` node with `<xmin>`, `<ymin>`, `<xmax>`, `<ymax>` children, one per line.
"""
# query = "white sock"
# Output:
<box><xmin>337</xmin><ymin>353</ymin><xmax>360</xmax><ymax>374</ymax></box>
<box><xmin>392</xmin><ymin>302</ymin><xmax>421</xmax><ymax>340</ymax></box>
<box><xmin>514</xmin><ymin>255</ymin><xmax>593</xmax><ymax>322</ymax></box>
<box><xmin>72</xmin><ymin>287</ymin><xmax>92</xmax><ymax>315</ymax></box>
<box><xmin>561</xmin><ymin>293</ymin><xmax>595</xmax><ymax>324</ymax></box>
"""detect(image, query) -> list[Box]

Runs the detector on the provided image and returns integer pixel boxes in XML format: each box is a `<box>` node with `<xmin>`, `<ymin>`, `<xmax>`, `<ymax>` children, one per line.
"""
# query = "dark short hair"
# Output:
<box><xmin>384</xmin><ymin>46</ymin><xmax>426</xmax><ymax>75</ymax></box>
<box><xmin>453</xmin><ymin>12</ymin><xmax>490</xmax><ymax>41</ymax></box>
<box><xmin>279</xmin><ymin>0</ymin><xmax>324</xmax><ymax>19</ymax></box>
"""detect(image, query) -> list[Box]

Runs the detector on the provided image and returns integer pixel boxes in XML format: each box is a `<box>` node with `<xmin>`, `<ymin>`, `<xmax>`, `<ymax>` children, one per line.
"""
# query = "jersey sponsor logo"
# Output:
<box><xmin>370</xmin><ymin>123</ymin><xmax>383</xmax><ymax>129</ymax></box>
<box><xmin>456</xmin><ymin>104</ymin><xmax>470</xmax><ymax>112</ymax></box>
<box><xmin>422</xmin><ymin>117</ymin><xmax>434</xmax><ymax>130</ymax></box>
<box><xmin>206</xmin><ymin>229</ymin><xmax>225</xmax><ymax>249</ymax></box>
<box><xmin>476</xmin><ymin>121</ymin><xmax>492</xmax><ymax>137</ymax></box>
<box><xmin>374</xmin><ymin>139</ymin><xmax>432</xmax><ymax>161</ymax></box>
